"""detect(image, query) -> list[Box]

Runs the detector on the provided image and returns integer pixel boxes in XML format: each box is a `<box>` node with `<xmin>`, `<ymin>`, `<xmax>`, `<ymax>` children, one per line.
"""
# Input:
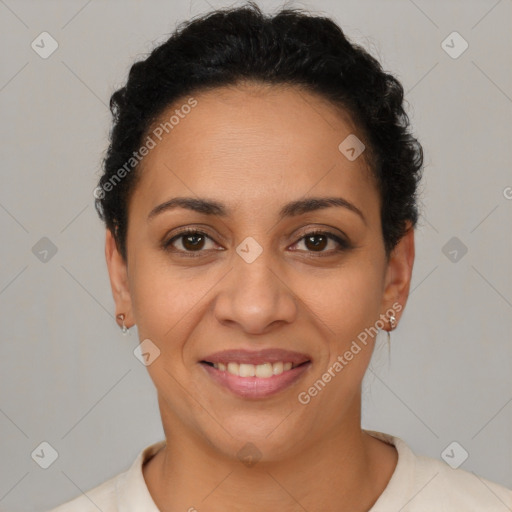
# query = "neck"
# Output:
<box><xmin>143</xmin><ymin>396</ymin><xmax>397</xmax><ymax>512</ymax></box>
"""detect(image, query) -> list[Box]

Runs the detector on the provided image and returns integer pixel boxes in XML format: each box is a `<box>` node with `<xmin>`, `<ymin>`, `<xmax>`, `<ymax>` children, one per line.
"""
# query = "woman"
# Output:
<box><xmin>49</xmin><ymin>2</ymin><xmax>512</xmax><ymax>510</ymax></box>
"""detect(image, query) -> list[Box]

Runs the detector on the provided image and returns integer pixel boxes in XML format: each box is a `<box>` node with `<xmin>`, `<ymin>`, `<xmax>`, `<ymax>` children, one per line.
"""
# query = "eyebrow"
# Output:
<box><xmin>147</xmin><ymin>196</ymin><xmax>366</xmax><ymax>225</ymax></box>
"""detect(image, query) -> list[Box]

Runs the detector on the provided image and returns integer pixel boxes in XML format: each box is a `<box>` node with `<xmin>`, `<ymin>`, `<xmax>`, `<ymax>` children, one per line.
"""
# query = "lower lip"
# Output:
<box><xmin>200</xmin><ymin>362</ymin><xmax>311</xmax><ymax>399</ymax></box>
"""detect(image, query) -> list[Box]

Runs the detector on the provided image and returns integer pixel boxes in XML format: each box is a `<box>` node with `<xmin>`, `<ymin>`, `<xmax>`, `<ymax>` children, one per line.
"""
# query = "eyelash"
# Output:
<box><xmin>162</xmin><ymin>228</ymin><xmax>351</xmax><ymax>258</ymax></box>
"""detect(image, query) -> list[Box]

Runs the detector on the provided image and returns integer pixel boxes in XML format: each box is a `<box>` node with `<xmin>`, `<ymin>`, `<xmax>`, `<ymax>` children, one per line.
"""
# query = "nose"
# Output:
<box><xmin>212</xmin><ymin>248</ymin><xmax>298</xmax><ymax>335</ymax></box>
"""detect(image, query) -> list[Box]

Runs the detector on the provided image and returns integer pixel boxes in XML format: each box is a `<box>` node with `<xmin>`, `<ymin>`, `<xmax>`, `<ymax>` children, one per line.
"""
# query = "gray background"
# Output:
<box><xmin>0</xmin><ymin>0</ymin><xmax>511</xmax><ymax>510</ymax></box>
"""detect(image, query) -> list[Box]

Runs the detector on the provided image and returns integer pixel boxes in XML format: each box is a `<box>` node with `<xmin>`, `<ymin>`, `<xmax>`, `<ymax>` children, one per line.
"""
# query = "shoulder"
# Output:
<box><xmin>46</xmin><ymin>473</ymin><xmax>120</xmax><ymax>512</ymax></box>
<box><xmin>366</xmin><ymin>430</ymin><xmax>512</xmax><ymax>512</ymax></box>
<box><xmin>46</xmin><ymin>440</ymin><xmax>165</xmax><ymax>512</ymax></box>
<box><xmin>412</xmin><ymin>453</ymin><xmax>512</xmax><ymax>510</ymax></box>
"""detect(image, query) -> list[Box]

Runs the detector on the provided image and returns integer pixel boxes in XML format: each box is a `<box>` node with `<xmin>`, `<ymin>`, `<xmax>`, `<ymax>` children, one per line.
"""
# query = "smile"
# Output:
<box><xmin>207</xmin><ymin>361</ymin><xmax>300</xmax><ymax>378</ymax></box>
<box><xmin>199</xmin><ymin>349</ymin><xmax>311</xmax><ymax>399</ymax></box>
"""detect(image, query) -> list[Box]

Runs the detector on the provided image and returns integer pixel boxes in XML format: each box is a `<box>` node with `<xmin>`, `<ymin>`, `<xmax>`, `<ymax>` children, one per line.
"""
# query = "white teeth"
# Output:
<box><xmin>239</xmin><ymin>363</ymin><xmax>255</xmax><ymax>377</ymax></box>
<box><xmin>211</xmin><ymin>361</ymin><xmax>297</xmax><ymax>378</ymax></box>
<box><xmin>272</xmin><ymin>361</ymin><xmax>283</xmax><ymax>375</ymax></box>
<box><xmin>227</xmin><ymin>362</ymin><xmax>239</xmax><ymax>375</ymax></box>
<box><xmin>255</xmin><ymin>362</ymin><xmax>273</xmax><ymax>378</ymax></box>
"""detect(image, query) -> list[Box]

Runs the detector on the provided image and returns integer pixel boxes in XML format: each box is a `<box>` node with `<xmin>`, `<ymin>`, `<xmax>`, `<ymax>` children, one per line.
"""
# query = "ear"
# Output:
<box><xmin>105</xmin><ymin>229</ymin><xmax>134</xmax><ymax>328</ymax></box>
<box><xmin>380</xmin><ymin>222</ymin><xmax>415</xmax><ymax>327</ymax></box>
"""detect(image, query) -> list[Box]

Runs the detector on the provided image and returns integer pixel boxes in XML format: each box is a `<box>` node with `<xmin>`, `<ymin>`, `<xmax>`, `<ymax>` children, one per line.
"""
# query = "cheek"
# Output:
<box><xmin>128</xmin><ymin>252</ymin><xmax>211</xmax><ymax>346</ymax></box>
<box><xmin>309</xmin><ymin>262</ymin><xmax>383</xmax><ymax>331</ymax></box>
<box><xmin>129</xmin><ymin>264</ymin><xmax>213</xmax><ymax>401</ymax></box>
<box><xmin>304</xmin><ymin>258</ymin><xmax>385</xmax><ymax>372</ymax></box>
<box><xmin>292</xmin><ymin>260</ymin><xmax>385</xmax><ymax>416</ymax></box>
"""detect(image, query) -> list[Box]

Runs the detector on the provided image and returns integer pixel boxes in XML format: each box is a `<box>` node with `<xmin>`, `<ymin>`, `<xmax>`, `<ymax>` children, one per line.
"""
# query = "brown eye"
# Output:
<box><xmin>181</xmin><ymin>232</ymin><xmax>206</xmax><ymax>251</ymax></box>
<box><xmin>164</xmin><ymin>229</ymin><xmax>218</xmax><ymax>256</ymax></box>
<box><xmin>291</xmin><ymin>230</ymin><xmax>350</xmax><ymax>255</ymax></box>
<box><xmin>163</xmin><ymin>228</ymin><xmax>350</xmax><ymax>258</ymax></box>
<box><xmin>304</xmin><ymin>233</ymin><xmax>329</xmax><ymax>251</ymax></box>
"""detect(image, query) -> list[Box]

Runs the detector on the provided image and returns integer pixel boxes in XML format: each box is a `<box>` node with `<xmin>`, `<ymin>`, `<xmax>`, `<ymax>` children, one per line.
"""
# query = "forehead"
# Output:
<box><xmin>131</xmin><ymin>83</ymin><xmax>378</xmax><ymax>218</ymax></box>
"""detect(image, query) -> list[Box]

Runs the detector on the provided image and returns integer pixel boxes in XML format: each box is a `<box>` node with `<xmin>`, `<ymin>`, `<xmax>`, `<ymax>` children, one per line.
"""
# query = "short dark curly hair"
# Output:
<box><xmin>94</xmin><ymin>1</ymin><xmax>423</xmax><ymax>262</ymax></box>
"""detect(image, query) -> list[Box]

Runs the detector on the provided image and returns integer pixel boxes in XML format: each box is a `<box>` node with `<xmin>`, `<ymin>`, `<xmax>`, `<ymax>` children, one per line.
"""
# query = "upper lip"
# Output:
<box><xmin>201</xmin><ymin>349</ymin><xmax>311</xmax><ymax>366</ymax></box>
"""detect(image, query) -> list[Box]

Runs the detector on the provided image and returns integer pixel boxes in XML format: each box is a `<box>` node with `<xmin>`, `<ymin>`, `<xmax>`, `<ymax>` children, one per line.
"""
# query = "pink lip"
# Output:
<box><xmin>200</xmin><ymin>360</ymin><xmax>312</xmax><ymax>399</ymax></box>
<box><xmin>201</xmin><ymin>348</ymin><xmax>311</xmax><ymax>366</ymax></box>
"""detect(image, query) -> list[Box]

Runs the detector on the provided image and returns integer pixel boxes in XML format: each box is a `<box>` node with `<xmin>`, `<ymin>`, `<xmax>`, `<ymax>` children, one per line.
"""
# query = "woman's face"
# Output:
<box><xmin>106</xmin><ymin>83</ymin><xmax>414</xmax><ymax>461</ymax></box>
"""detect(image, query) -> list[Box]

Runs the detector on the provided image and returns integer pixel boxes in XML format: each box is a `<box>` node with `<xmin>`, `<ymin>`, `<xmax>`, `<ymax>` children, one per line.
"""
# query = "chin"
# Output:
<box><xmin>200</xmin><ymin>409</ymin><xmax>309</xmax><ymax>463</ymax></box>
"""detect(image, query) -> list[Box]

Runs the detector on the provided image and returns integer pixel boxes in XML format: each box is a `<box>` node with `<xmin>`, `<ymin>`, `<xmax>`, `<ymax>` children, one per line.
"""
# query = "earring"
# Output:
<box><xmin>116</xmin><ymin>313</ymin><xmax>129</xmax><ymax>334</ymax></box>
<box><xmin>387</xmin><ymin>313</ymin><xmax>397</xmax><ymax>344</ymax></box>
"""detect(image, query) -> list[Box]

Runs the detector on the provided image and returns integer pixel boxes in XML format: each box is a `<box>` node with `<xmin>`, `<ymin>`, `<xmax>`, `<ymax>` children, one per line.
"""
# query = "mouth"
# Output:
<box><xmin>200</xmin><ymin>360</ymin><xmax>307</xmax><ymax>377</ymax></box>
<box><xmin>199</xmin><ymin>349</ymin><xmax>312</xmax><ymax>399</ymax></box>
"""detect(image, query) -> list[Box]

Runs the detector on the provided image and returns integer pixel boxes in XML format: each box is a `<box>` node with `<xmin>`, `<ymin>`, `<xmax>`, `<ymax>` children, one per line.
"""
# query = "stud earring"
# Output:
<box><xmin>387</xmin><ymin>313</ymin><xmax>397</xmax><ymax>344</ymax></box>
<box><xmin>116</xmin><ymin>313</ymin><xmax>129</xmax><ymax>334</ymax></box>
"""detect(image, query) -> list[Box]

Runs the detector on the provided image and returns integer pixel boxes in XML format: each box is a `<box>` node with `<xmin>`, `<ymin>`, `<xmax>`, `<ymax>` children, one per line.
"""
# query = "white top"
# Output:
<box><xmin>48</xmin><ymin>430</ymin><xmax>512</xmax><ymax>511</ymax></box>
